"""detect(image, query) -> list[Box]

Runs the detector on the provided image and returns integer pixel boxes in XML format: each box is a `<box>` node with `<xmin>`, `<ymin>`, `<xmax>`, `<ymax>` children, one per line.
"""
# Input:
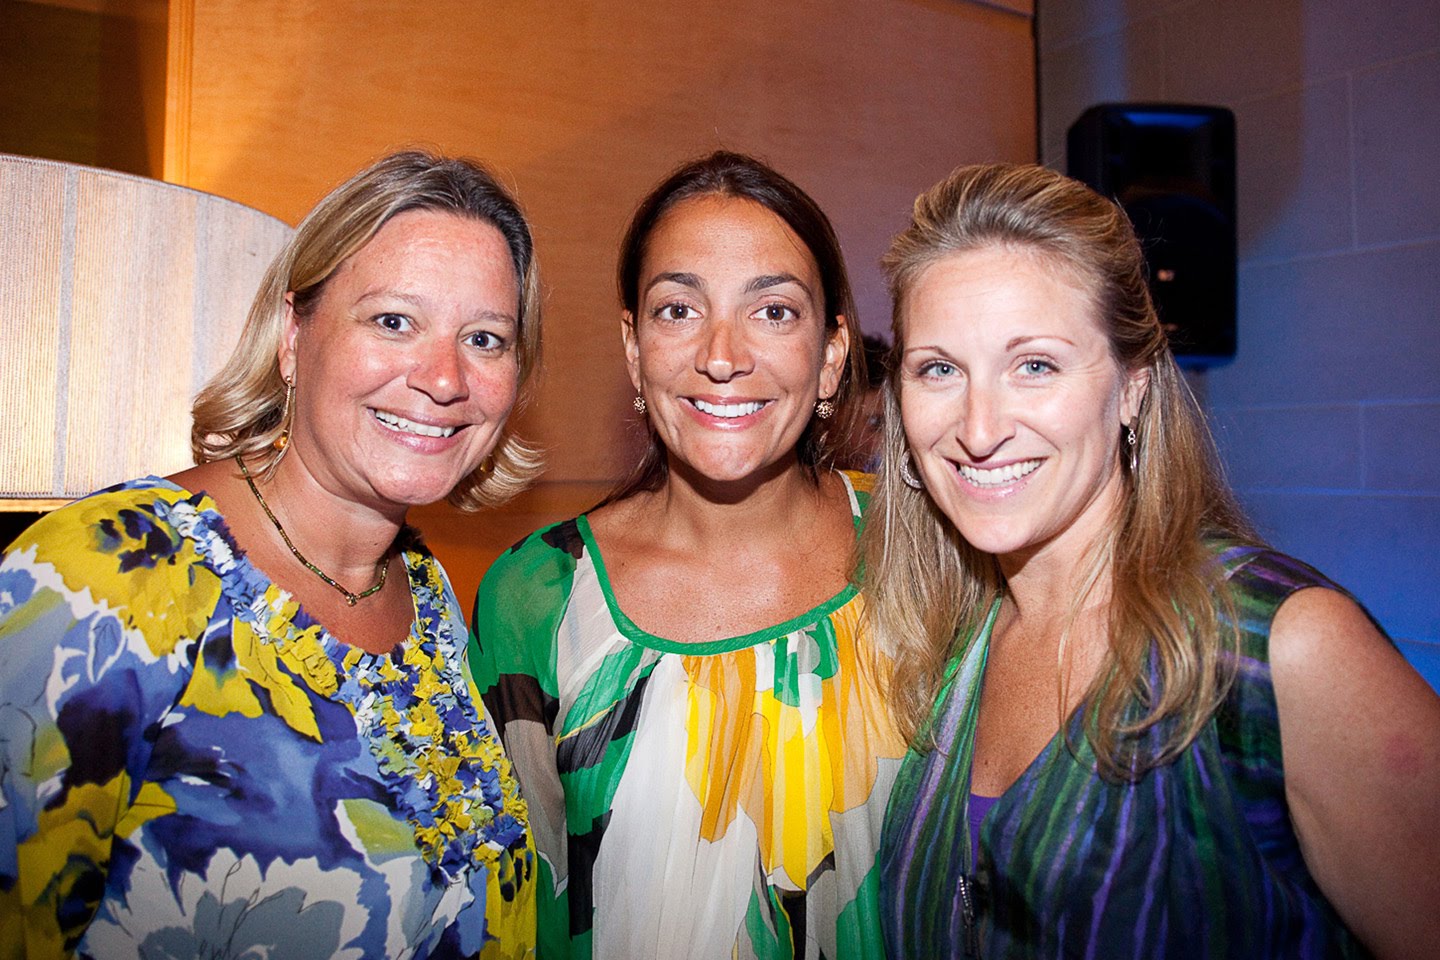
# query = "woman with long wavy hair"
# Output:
<box><xmin>865</xmin><ymin>162</ymin><xmax>1440</xmax><ymax>959</ymax></box>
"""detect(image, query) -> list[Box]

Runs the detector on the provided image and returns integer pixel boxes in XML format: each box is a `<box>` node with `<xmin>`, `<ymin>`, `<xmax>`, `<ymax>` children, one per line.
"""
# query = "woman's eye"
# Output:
<box><xmin>467</xmin><ymin>330</ymin><xmax>505</xmax><ymax>351</ymax></box>
<box><xmin>756</xmin><ymin>303</ymin><xmax>796</xmax><ymax>323</ymax></box>
<box><xmin>919</xmin><ymin>360</ymin><xmax>957</xmax><ymax>378</ymax></box>
<box><xmin>376</xmin><ymin>313</ymin><xmax>411</xmax><ymax>332</ymax></box>
<box><xmin>1018</xmin><ymin>359</ymin><xmax>1056</xmax><ymax>376</ymax></box>
<box><xmin>658</xmin><ymin>303</ymin><xmax>694</xmax><ymax>321</ymax></box>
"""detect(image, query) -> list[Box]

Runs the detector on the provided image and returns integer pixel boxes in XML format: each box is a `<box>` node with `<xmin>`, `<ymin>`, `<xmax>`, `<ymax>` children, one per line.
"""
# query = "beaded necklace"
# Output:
<box><xmin>236</xmin><ymin>454</ymin><xmax>387</xmax><ymax>606</ymax></box>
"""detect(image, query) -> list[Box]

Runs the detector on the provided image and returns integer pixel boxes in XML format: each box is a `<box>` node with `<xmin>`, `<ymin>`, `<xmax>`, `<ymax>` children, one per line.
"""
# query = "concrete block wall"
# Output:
<box><xmin>1037</xmin><ymin>0</ymin><xmax>1440</xmax><ymax>685</ymax></box>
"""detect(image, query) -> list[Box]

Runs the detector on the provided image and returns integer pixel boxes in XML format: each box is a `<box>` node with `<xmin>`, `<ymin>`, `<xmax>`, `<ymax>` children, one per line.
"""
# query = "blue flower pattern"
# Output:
<box><xmin>0</xmin><ymin>478</ymin><xmax>536</xmax><ymax>959</ymax></box>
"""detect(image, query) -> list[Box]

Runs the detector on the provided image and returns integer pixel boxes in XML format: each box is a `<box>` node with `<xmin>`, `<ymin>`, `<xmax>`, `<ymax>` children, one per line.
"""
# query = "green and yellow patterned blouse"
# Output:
<box><xmin>470</xmin><ymin>472</ymin><xmax>904</xmax><ymax>960</ymax></box>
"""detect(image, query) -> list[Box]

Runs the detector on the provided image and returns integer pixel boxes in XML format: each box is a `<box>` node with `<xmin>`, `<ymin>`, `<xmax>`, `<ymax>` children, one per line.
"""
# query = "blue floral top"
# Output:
<box><xmin>0</xmin><ymin>477</ymin><xmax>536</xmax><ymax>959</ymax></box>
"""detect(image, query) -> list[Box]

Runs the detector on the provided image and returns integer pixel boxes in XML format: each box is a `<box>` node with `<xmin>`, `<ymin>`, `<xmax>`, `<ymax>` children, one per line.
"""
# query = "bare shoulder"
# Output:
<box><xmin>1269</xmin><ymin>586</ymin><xmax>1431</xmax><ymax>700</ymax></box>
<box><xmin>584</xmin><ymin>492</ymin><xmax>657</xmax><ymax>551</ymax></box>
<box><xmin>1270</xmin><ymin>586</ymin><xmax>1386</xmax><ymax>661</ymax></box>
<box><xmin>169</xmin><ymin>459</ymin><xmax>235</xmax><ymax>497</ymax></box>
<box><xmin>1269</xmin><ymin>585</ymin><xmax>1440</xmax><ymax>957</ymax></box>
<box><xmin>1270</xmin><ymin>584</ymin><xmax>1439</xmax><ymax>788</ymax></box>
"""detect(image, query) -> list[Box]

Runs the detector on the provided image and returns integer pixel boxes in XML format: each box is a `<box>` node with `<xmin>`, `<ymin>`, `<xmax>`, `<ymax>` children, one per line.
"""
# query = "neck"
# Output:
<box><xmin>998</xmin><ymin>488</ymin><xmax>1124</xmax><ymax>629</ymax></box>
<box><xmin>256</xmin><ymin>452</ymin><xmax>405</xmax><ymax>586</ymax></box>
<box><xmin>648</xmin><ymin>455</ymin><xmax>827</xmax><ymax>548</ymax></box>
<box><xmin>1001</xmin><ymin>558</ymin><xmax>1113</xmax><ymax>642</ymax></box>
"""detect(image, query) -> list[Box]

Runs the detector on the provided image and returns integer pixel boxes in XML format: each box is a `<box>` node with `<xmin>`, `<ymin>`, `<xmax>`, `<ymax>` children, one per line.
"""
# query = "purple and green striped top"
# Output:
<box><xmin>880</xmin><ymin>544</ymin><xmax>1371</xmax><ymax>959</ymax></box>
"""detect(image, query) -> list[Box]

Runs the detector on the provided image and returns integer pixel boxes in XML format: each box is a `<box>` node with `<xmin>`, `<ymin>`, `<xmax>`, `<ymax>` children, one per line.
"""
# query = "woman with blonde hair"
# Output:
<box><xmin>1</xmin><ymin>151</ymin><xmax>542</xmax><ymax>958</ymax></box>
<box><xmin>867</xmin><ymin>162</ymin><xmax>1440</xmax><ymax>958</ymax></box>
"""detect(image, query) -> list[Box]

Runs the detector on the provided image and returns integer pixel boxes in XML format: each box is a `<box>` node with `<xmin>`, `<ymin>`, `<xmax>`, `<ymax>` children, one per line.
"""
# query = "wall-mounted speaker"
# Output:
<box><xmin>1067</xmin><ymin>104</ymin><xmax>1236</xmax><ymax>365</ymax></box>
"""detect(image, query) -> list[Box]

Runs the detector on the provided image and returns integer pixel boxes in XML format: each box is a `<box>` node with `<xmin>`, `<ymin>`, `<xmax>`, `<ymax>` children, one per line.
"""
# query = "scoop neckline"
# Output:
<box><xmin>139</xmin><ymin>476</ymin><xmax>427</xmax><ymax>666</ymax></box>
<box><xmin>574</xmin><ymin>471</ymin><xmax>863</xmax><ymax>655</ymax></box>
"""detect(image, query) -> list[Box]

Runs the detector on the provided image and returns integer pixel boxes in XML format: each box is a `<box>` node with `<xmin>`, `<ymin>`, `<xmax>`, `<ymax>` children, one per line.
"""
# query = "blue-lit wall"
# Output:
<box><xmin>1038</xmin><ymin>0</ymin><xmax>1440</xmax><ymax>686</ymax></box>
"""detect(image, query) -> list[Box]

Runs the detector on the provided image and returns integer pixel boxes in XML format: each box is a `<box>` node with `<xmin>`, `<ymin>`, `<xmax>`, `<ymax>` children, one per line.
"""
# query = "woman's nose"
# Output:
<box><xmin>695</xmin><ymin>318</ymin><xmax>753</xmax><ymax>382</ymax></box>
<box><xmin>957</xmin><ymin>383</ymin><xmax>1015</xmax><ymax>458</ymax></box>
<box><xmin>409</xmin><ymin>340</ymin><xmax>469</xmax><ymax>403</ymax></box>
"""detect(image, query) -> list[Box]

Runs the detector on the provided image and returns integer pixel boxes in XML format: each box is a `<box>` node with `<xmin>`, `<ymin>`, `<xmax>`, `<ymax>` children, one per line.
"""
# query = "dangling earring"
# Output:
<box><xmin>1126</xmin><ymin>424</ymin><xmax>1138</xmax><ymax>473</ymax></box>
<box><xmin>814</xmin><ymin>398</ymin><xmax>835</xmax><ymax>420</ymax></box>
<box><xmin>900</xmin><ymin>450</ymin><xmax>925</xmax><ymax>490</ymax></box>
<box><xmin>273</xmin><ymin>376</ymin><xmax>295</xmax><ymax>456</ymax></box>
<box><xmin>633</xmin><ymin>395</ymin><xmax>647</xmax><ymax>414</ymax></box>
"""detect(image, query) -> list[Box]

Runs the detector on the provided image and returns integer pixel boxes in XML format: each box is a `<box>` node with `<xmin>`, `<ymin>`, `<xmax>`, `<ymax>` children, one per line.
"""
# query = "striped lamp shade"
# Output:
<box><xmin>0</xmin><ymin>154</ymin><xmax>292</xmax><ymax>509</ymax></box>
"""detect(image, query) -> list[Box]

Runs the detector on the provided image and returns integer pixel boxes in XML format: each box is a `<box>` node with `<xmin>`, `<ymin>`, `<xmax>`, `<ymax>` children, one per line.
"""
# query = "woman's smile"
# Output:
<box><xmin>900</xmin><ymin>246</ymin><xmax>1147</xmax><ymax>563</ymax></box>
<box><xmin>940</xmin><ymin>455</ymin><xmax>1046</xmax><ymax>504</ymax></box>
<box><xmin>684</xmin><ymin>395</ymin><xmax>774</xmax><ymax>424</ymax></box>
<box><xmin>624</xmin><ymin>194</ymin><xmax>847</xmax><ymax>485</ymax></box>
<box><xmin>280</xmin><ymin>208</ymin><xmax>521</xmax><ymax>512</ymax></box>
<box><xmin>369</xmin><ymin>407</ymin><xmax>464</xmax><ymax>439</ymax></box>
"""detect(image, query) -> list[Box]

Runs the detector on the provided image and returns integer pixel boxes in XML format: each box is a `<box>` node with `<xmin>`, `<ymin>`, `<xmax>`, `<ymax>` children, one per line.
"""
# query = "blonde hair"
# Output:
<box><xmin>863</xmin><ymin>163</ymin><xmax>1256</xmax><ymax>779</ymax></box>
<box><xmin>191</xmin><ymin>150</ymin><xmax>544</xmax><ymax>510</ymax></box>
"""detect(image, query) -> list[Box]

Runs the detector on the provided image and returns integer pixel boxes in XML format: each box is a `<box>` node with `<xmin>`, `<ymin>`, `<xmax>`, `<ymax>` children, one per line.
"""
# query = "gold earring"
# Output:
<box><xmin>273</xmin><ymin>376</ymin><xmax>295</xmax><ymax>452</ymax></box>
<box><xmin>815</xmin><ymin>398</ymin><xmax>835</xmax><ymax>420</ymax></box>
<box><xmin>633</xmin><ymin>395</ymin><xmax>647</xmax><ymax>414</ymax></box>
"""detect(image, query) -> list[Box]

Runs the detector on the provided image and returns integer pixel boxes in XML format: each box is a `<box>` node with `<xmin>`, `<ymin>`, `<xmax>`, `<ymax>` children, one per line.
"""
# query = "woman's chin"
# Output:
<box><xmin>672</xmin><ymin>450</ymin><xmax>800</xmax><ymax>490</ymax></box>
<box><xmin>363</xmin><ymin>468</ymin><xmax>467</xmax><ymax>512</ymax></box>
<box><xmin>937</xmin><ymin>514</ymin><xmax>1035</xmax><ymax>559</ymax></box>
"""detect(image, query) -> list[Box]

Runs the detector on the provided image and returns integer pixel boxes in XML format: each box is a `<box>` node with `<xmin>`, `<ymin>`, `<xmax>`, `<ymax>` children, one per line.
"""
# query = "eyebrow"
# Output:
<box><xmin>643</xmin><ymin>272</ymin><xmax>704</xmax><ymax>295</ymax></box>
<box><xmin>745</xmin><ymin>273</ymin><xmax>812</xmax><ymax>297</ymax></box>
<box><xmin>902</xmin><ymin>344</ymin><xmax>953</xmax><ymax>360</ymax></box>
<box><xmin>901</xmin><ymin>336</ymin><xmax>1076</xmax><ymax>359</ymax></box>
<box><xmin>641</xmin><ymin>271</ymin><xmax>815</xmax><ymax>299</ymax></box>
<box><xmin>1005</xmin><ymin>334</ymin><xmax>1075</xmax><ymax>350</ymax></box>
<box><xmin>356</xmin><ymin>289</ymin><xmax>516</xmax><ymax>325</ymax></box>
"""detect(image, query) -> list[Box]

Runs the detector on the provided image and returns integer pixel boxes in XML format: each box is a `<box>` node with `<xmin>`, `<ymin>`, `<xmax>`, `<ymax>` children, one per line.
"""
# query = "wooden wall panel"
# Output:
<box><xmin>1</xmin><ymin>0</ymin><xmax>168</xmax><ymax>176</ymax></box>
<box><xmin>166</xmin><ymin>0</ymin><xmax>1036</xmax><ymax>599</ymax></box>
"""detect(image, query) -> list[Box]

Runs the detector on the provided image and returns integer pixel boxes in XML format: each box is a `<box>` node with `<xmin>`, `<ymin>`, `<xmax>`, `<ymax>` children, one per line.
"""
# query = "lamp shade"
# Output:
<box><xmin>0</xmin><ymin>154</ymin><xmax>293</xmax><ymax>507</ymax></box>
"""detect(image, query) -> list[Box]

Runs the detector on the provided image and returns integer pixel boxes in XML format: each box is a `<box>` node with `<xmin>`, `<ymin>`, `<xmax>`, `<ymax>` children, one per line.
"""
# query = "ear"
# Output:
<box><xmin>278</xmin><ymin>291</ymin><xmax>301</xmax><ymax>382</ymax></box>
<box><xmin>620</xmin><ymin>311</ymin><xmax>642</xmax><ymax>393</ymax></box>
<box><xmin>1121</xmin><ymin>364</ymin><xmax>1151</xmax><ymax>427</ymax></box>
<box><xmin>818</xmin><ymin>317</ymin><xmax>851</xmax><ymax>400</ymax></box>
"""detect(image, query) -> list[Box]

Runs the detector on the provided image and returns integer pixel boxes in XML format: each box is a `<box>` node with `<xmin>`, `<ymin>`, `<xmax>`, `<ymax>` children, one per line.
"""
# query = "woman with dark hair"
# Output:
<box><xmin>1</xmin><ymin>151</ymin><xmax>542</xmax><ymax>958</ymax></box>
<box><xmin>471</xmin><ymin>152</ymin><xmax>902</xmax><ymax>958</ymax></box>
<box><xmin>865</xmin><ymin>162</ymin><xmax>1440</xmax><ymax>958</ymax></box>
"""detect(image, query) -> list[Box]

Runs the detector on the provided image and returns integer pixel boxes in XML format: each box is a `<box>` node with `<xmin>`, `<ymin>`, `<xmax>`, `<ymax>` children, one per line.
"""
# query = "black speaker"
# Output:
<box><xmin>1067</xmin><ymin>103</ymin><xmax>1236</xmax><ymax>365</ymax></box>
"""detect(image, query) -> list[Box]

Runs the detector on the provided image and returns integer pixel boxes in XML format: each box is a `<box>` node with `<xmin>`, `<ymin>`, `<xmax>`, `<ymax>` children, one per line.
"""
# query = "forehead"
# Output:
<box><xmin>331</xmin><ymin>208</ymin><xmax>515</xmax><ymax>286</ymax></box>
<box><xmin>642</xmin><ymin>195</ymin><xmax>820</xmax><ymax>285</ymax></box>
<box><xmin>903</xmin><ymin>245</ymin><xmax>1103</xmax><ymax>342</ymax></box>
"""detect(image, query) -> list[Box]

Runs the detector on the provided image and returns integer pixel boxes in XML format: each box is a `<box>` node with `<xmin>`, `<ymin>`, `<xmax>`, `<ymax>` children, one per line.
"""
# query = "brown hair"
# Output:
<box><xmin>605</xmin><ymin>150</ymin><xmax>864</xmax><ymax>504</ymax></box>
<box><xmin>863</xmin><ymin>162</ymin><xmax>1257</xmax><ymax>779</ymax></box>
<box><xmin>191</xmin><ymin>150</ymin><xmax>543</xmax><ymax>510</ymax></box>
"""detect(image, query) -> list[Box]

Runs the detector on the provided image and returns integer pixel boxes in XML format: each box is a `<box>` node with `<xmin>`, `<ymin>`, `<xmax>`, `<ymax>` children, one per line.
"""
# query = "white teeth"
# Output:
<box><xmin>957</xmin><ymin>459</ymin><xmax>1041</xmax><ymax>487</ymax></box>
<box><xmin>372</xmin><ymin>409</ymin><xmax>457</xmax><ymax>438</ymax></box>
<box><xmin>692</xmin><ymin>399</ymin><xmax>766</xmax><ymax>418</ymax></box>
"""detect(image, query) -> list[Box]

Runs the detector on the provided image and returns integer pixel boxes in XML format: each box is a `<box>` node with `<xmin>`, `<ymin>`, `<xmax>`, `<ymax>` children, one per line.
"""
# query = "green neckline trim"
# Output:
<box><xmin>574</xmin><ymin>473</ymin><xmax>862</xmax><ymax>656</ymax></box>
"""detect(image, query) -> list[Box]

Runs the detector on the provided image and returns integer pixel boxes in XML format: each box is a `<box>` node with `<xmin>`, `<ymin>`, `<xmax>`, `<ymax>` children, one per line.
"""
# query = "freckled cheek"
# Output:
<box><xmin>638</xmin><ymin>355</ymin><xmax>680</xmax><ymax>384</ymax></box>
<box><xmin>338</xmin><ymin>343</ymin><xmax>398</xmax><ymax>381</ymax></box>
<box><xmin>638</xmin><ymin>365</ymin><xmax>702</xmax><ymax>405</ymax></box>
<box><xmin>466</xmin><ymin>365</ymin><xmax>521</xmax><ymax>416</ymax></box>
<box><xmin>899</xmin><ymin>393</ymin><xmax>951</xmax><ymax>448</ymax></box>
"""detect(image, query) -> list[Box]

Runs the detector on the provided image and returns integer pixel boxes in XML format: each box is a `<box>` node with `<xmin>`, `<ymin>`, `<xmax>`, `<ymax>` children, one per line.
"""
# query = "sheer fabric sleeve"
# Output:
<box><xmin>469</xmin><ymin>523</ymin><xmax>579</xmax><ymax>960</ymax></box>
